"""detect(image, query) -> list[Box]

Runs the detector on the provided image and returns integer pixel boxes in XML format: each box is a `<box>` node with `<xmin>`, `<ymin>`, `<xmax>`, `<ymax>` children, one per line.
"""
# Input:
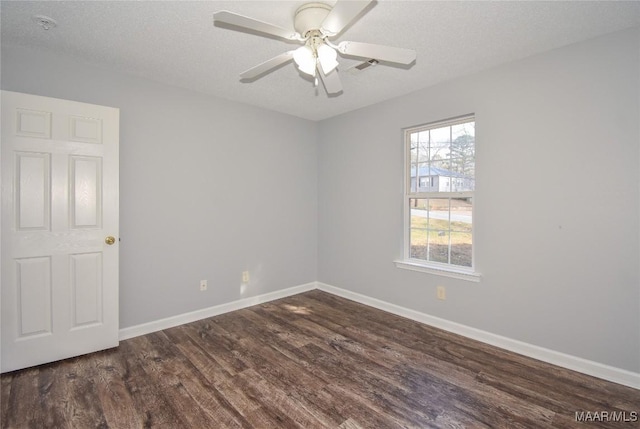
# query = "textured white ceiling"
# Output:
<box><xmin>2</xmin><ymin>1</ymin><xmax>640</xmax><ymax>121</ymax></box>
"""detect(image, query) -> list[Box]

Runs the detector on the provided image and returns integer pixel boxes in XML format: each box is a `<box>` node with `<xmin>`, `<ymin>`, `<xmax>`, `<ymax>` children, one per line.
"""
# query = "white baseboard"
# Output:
<box><xmin>119</xmin><ymin>282</ymin><xmax>316</xmax><ymax>341</ymax></box>
<box><xmin>119</xmin><ymin>280</ymin><xmax>639</xmax><ymax>390</ymax></box>
<box><xmin>316</xmin><ymin>282</ymin><xmax>640</xmax><ymax>390</ymax></box>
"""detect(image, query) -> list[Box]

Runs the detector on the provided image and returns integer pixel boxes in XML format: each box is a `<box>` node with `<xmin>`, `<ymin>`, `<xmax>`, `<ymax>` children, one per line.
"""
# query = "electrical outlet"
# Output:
<box><xmin>437</xmin><ymin>286</ymin><xmax>446</xmax><ymax>300</ymax></box>
<box><xmin>200</xmin><ymin>279</ymin><xmax>208</xmax><ymax>291</ymax></box>
<box><xmin>242</xmin><ymin>271</ymin><xmax>250</xmax><ymax>284</ymax></box>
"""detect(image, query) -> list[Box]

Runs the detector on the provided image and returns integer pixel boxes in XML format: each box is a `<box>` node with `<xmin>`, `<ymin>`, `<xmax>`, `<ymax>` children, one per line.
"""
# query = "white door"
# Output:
<box><xmin>1</xmin><ymin>90</ymin><xmax>119</xmax><ymax>372</ymax></box>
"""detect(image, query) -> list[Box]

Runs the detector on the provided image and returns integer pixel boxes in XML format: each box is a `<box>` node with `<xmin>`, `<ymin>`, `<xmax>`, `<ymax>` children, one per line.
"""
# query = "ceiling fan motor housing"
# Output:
<box><xmin>294</xmin><ymin>3</ymin><xmax>331</xmax><ymax>37</ymax></box>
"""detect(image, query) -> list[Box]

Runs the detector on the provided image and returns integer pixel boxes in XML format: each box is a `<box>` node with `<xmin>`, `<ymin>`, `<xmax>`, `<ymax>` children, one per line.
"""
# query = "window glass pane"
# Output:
<box><xmin>415</xmin><ymin>162</ymin><xmax>428</xmax><ymax>192</ymax></box>
<box><xmin>430</xmin><ymin>139</ymin><xmax>450</xmax><ymax>161</ymax></box>
<box><xmin>430</xmin><ymin>126</ymin><xmax>450</xmax><ymax>145</ymax></box>
<box><xmin>428</xmin><ymin>230</ymin><xmax>449</xmax><ymax>264</ymax></box>
<box><xmin>410</xmin><ymin>132</ymin><xmax>418</xmax><ymax>144</ymax></box>
<box><xmin>451</xmin><ymin>232</ymin><xmax>472</xmax><ymax>267</ymax></box>
<box><xmin>409</xmin><ymin>164</ymin><xmax>417</xmax><ymax>192</ymax></box>
<box><xmin>467</xmin><ymin>158</ymin><xmax>475</xmax><ymax>180</ymax></box>
<box><xmin>418</xmin><ymin>131</ymin><xmax>429</xmax><ymax>162</ymax></box>
<box><xmin>451</xmin><ymin>197</ymin><xmax>472</xmax><ymax>233</ymax></box>
<box><xmin>410</xmin><ymin>198</ymin><xmax>428</xmax><ymax>227</ymax></box>
<box><xmin>410</xmin><ymin>198</ymin><xmax>427</xmax><ymax>260</ymax></box>
<box><xmin>448</xmin><ymin>160</ymin><xmax>474</xmax><ymax>191</ymax></box>
<box><xmin>450</xmin><ymin>136</ymin><xmax>475</xmax><ymax>161</ymax></box>
<box><xmin>429</xmin><ymin>160</ymin><xmax>451</xmax><ymax>192</ymax></box>
<box><xmin>410</xmin><ymin>230</ymin><xmax>427</xmax><ymax>260</ymax></box>
<box><xmin>450</xmin><ymin>123</ymin><xmax>474</xmax><ymax>187</ymax></box>
<box><xmin>450</xmin><ymin>157</ymin><xmax>475</xmax><ymax>183</ymax></box>
<box><xmin>452</xmin><ymin>122</ymin><xmax>474</xmax><ymax>142</ymax></box>
<box><xmin>427</xmin><ymin>198</ymin><xmax>450</xmax><ymax>230</ymax></box>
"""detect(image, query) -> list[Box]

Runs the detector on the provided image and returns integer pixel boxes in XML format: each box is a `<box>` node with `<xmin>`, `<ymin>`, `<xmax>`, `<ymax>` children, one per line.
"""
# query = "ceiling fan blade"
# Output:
<box><xmin>337</xmin><ymin>41</ymin><xmax>416</xmax><ymax>65</ymax></box>
<box><xmin>321</xmin><ymin>0</ymin><xmax>373</xmax><ymax>36</ymax></box>
<box><xmin>318</xmin><ymin>66</ymin><xmax>343</xmax><ymax>95</ymax></box>
<box><xmin>214</xmin><ymin>11</ymin><xmax>301</xmax><ymax>41</ymax></box>
<box><xmin>240</xmin><ymin>51</ymin><xmax>295</xmax><ymax>80</ymax></box>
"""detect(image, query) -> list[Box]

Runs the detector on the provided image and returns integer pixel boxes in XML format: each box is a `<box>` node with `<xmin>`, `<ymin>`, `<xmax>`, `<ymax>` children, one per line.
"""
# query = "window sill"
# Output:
<box><xmin>394</xmin><ymin>259</ymin><xmax>481</xmax><ymax>282</ymax></box>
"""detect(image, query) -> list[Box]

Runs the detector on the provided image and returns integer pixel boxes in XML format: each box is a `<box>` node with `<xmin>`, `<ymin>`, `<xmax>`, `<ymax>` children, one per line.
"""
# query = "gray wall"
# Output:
<box><xmin>1</xmin><ymin>44</ymin><xmax>318</xmax><ymax>328</ymax></box>
<box><xmin>317</xmin><ymin>28</ymin><xmax>640</xmax><ymax>373</ymax></box>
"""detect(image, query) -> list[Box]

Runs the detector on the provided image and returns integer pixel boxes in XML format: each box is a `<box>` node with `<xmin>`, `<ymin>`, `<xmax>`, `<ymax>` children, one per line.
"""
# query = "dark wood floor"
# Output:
<box><xmin>1</xmin><ymin>290</ymin><xmax>638</xmax><ymax>428</ymax></box>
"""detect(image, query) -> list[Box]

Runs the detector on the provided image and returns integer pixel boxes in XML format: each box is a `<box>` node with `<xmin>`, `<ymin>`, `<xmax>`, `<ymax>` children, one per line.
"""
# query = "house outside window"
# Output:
<box><xmin>398</xmin><ymin>115</ymin><xmax>478</xmax><ymax>280</ymax></box>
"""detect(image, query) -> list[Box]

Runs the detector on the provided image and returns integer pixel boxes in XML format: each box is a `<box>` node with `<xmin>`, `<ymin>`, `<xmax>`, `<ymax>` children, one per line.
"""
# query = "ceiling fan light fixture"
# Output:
<box><xmin>213</xmin><ymin>0</ymin><xmax>417</xmax><ymax>96</ymax></box>
<box><xmin>293</xmin><ymin>45</ymin><xmax>316</xmax><ymax>76</ymax></box>
<box><xmin>317</xmin><ymin>43</ymin><xmax>339</xmax><ymax>75</ymax></box>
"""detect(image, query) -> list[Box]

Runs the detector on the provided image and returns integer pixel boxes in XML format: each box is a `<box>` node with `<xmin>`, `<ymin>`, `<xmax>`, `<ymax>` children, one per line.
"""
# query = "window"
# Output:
<box><xmin>397</xmin><ymin>115</ymin><xmax>478</xmax><ymax>280</ymax></box>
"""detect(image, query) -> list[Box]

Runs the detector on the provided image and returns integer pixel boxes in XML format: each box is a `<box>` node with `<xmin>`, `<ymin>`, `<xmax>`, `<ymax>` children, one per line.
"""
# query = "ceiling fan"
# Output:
<box><xmin>213</xmin><ymin>0</ymin><xmax>416</xmax><ymax>95</ymax></box>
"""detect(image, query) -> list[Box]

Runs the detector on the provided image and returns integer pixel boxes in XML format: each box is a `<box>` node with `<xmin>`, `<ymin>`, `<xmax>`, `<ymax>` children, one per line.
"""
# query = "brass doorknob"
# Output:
<box><xmin>105</xmin><ymin>236</ymin><xmax>116</xmax><ymax>245</ymax></box>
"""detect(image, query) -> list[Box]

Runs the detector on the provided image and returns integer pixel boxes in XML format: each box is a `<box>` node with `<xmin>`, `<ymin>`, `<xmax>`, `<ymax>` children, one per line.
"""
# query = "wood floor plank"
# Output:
<box><xmin>59</xmin><ymin>354</ymin><xmax>109</xmax><ymax>429</ymax></box>
<box><xmin>2</xmin><ymin>290</ymin><xmax>639</xmax><ymax>428</ymax></box>
<box><xmin>92</xmin><ymin>348</ymin><xmax>145</xmax><ymax>428</ymax></box>
<box><xmin>36</xmin><ymin>359</ymin><xmax>77</xmax><ymax>429</ymax></box>
<box><xmin>3</xmin><ymin>367</ymin><xmax>43</xmax><ymax>429</ymax></box>
<box><xmin>118</xmin><ymin>339</ymin><xmax>185</xmax><ymax>428</ymax></box>
<box><xmin>338</xmin><ymin>418</ymin><xmax>364</xmax><ymax>429</ymax></box>
<box><xmin>234</xmin><ymin>368</ymin><xmax>330</xmax><ymax>428</ymax></box>
<box><xmin>238</xmin><ymin>307</ymin><xmax>311</xmax><ymax>349</ymax></box>
<box><xmin>209</xmin><ymin>315</ymin><xmax>331</xmax><ymax>396</ymax></box>
<box><xmin>398</xmin><ymin>362</ymin><xmax>556</xmax><ymax>428</ymax></box>
<box><xmin>323</xmin><ymin>382</ymin><xmax>427</xmax><ymax>428</ymax></box>
<box><xmin>243</xmin><ymin>405</ymin><xmax>299</xmax><ymax>428</ymax></box>
<box><xmin>130</xmin><ymin>333</ymin><xmax>247</xmax><ymax>428</ymax></box>
<box><xmin>293</xmin><ymin>341</ymin><xmax>438</xmax><ymax>427</ymax></box>
<box><xmin>0</xmin><ymin>374</ymin><xmax>12</xmax><ymax>425</ymax></box>
<box><xmin>178</xmin><ymin>319</ymin><xmax>249</xmax><ymax>376</ymax></box>
<box><xmin>174</xmin><ymin>337</ymin><xmax>236</xmax><ymax>389</ymax></box>
<box><xmin>206</xmin><ymin>316</ymin><xmax>344</xmax><ymax>427</ymax></box>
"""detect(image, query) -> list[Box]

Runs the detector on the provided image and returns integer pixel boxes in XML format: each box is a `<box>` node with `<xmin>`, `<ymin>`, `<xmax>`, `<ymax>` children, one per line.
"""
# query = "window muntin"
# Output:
<box><xmin>405</xmin><ymin>116</ymin><xmax>475</xmax><ymax>270</ymax></box>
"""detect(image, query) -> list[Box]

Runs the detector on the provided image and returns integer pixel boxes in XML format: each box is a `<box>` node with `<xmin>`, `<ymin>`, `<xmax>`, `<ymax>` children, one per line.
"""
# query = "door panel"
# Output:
<box><xmin>16</xmin><ymin>256</ymin><xmax>52</xmax><ymax>337</ymax></box>
<box><xmin>70</xmin><ymin>156</ymin><xmax>102</xmax><ymax>228</ymax></box>
<box><xmin>1</xmin><ymin>90</ymin><xmax>119</xmax><ymax>372</ymax></box>
<box><xmin>70</xmin><ymin>252</ymin><xmax>103</xmax><ymax>327</ymax></box>
<box><xmin>16</xmin><ymin>108</ymin><xmax>52</xmax><ymax>139</ymax></box>
<box><xmin>16</xmin><ymin>152</ymin><xmax>51</xmax><ymax>230</ymax></box>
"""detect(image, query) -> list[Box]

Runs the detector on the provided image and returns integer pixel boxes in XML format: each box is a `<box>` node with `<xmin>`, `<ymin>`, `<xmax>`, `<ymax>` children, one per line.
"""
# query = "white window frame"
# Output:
<box><xmin>394</xmin><ymin>115</ymin><xmax>481</xmax><ymax>282</ymax></box>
